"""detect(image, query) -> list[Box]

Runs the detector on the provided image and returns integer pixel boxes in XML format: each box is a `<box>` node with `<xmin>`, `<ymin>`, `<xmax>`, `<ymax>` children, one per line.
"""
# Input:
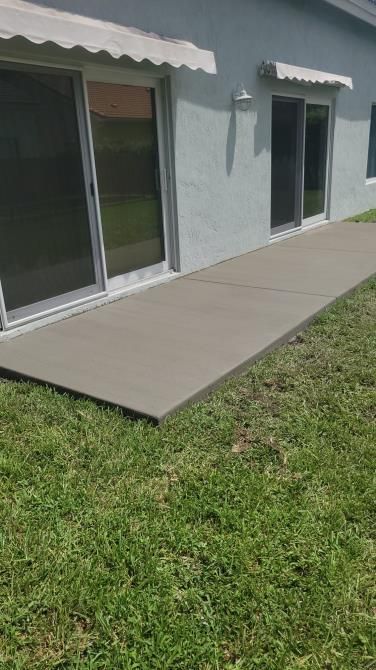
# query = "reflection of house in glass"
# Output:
<box><xmin>87</xmin><ymin>82</ymin><xmax>164</xmax><ymax>279</ymax></box>
<box><xmin>87</xmin><ymin>82</ymin><xmax>153</xmax><ymax>120</ymax></box>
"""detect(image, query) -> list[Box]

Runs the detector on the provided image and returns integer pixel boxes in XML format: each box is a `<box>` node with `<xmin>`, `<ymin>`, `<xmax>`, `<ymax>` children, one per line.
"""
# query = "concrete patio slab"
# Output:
<box><xmin>190</xmin><ymin>242</ymin><xmax>376</xmax><ymax>297</ymax></box>
<box><xmin>0</xmin><ymin>221</ymin><xmax>375</xmax><ymax>422</ymax></box>
<box><xmin>280</xmin><ymin>221</ymin><xmax>376</xmax><ymax>253</ymax></box>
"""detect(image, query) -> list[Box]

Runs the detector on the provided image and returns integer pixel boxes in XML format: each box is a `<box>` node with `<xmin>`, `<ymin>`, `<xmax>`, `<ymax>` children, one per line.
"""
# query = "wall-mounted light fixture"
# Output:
<box><xmin>232</xmin><ymin>83</ymin><xmax>253</xmax><ymax>111</ymax></box>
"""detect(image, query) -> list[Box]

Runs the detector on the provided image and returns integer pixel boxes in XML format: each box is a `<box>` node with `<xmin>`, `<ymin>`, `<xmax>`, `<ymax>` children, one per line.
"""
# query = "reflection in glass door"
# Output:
<box><xmin>0</xmin><ymin>66</ymin><xmax>99</xmax><ymax>324</ymax></box>
<box><xmin>303</xmin><ymin>104</ymin><xmax>329</xmax><ymax>223</ymax></box>
<box><xmin>87</xmin><ymin>81</ymin><xmax>166</xmax><ymax>289</ymax></box>
<box><xmin>271</xmin><ymin>97</ymin><xmax>303</xmax><ymax>235</ymax></box>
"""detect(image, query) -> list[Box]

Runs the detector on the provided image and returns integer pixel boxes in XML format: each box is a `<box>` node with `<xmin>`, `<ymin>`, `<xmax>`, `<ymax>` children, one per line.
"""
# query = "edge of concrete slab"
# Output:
<box><xmin>0</xmin><ymin>273</ymin><xmax>374</xmax><ymax>425</ymax></box>
<box><xmin>0</xmin><ymin>367</ymin><xmax>160</xmax><ymax>426</ymax></box>
<box><xmin>155</xmin><ymin>273</ymin><xmax>375</xmax><ymax>422</ymax></box>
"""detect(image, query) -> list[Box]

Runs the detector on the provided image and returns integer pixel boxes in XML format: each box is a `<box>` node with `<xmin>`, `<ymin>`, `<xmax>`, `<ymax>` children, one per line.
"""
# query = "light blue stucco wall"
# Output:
<box><xmin>8</xmin><ymin>0</ymin><xmax>376</xmax><ymax>273</ymax></box>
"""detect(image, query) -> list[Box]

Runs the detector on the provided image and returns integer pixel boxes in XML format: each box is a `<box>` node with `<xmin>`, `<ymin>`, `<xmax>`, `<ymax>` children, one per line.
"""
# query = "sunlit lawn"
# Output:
<box><xmin>0</xmin><ymin>277</ymin><xmax>375</xmax><ymax>669</ymax></box>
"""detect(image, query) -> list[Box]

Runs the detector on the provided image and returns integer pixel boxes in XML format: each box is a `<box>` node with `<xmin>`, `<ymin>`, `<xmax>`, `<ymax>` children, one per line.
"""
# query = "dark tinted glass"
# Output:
<box><xmin>303</xmin><ymin>104</ymin><xmax>329</xmax><ymax>219</ymax></box>
<box><xmin>0</xmin><ymin>68</ymin><xmax>95</xmax><ymax>313</ymax></box>
<box><xmin>367</xmin><ymin>105</ymin><xmax>376</xmax><ymax>180</ymax></box>
<box><xmin>271</xmin><ymin>99</ymin><xmax>299</xmax><ymax>231</ymax></box>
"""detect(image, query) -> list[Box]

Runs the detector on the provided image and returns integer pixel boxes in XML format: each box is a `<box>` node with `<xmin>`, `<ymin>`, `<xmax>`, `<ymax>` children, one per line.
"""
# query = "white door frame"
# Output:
<box><xmin>0</xmin><ymin>60</ymin><xmax>104</xmax><ymax>327</ymax></box>
<box><xmin>301</xmin><ymin>99</ymin><xmax>334</xmax><ymax>227</ymax></box>
<box><xmin>82</xmin><ymin>66</ymin><xmax>174</xmax><ymax>294</ymax></box>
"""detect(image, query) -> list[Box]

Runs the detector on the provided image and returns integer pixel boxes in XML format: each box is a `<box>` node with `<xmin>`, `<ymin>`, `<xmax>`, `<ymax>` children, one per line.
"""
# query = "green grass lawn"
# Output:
<box><xmin>346</xmin><ymin>209</ymin><xmax>376</xmax><ymax>223</ymax></box>
<box><xmin>0</xmin><ymin>280</ymin><xmax>375</xmax><ymax>669</ymax></box>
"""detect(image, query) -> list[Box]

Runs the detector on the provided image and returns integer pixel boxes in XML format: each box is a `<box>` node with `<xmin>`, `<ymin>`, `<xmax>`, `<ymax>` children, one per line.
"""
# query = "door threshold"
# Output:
<box><xmin>1</xmin><ymin>270</ymin><xmax>176</xmax><ymax>341</ymax></box>
<box><xmin>269</xmin><ymin>226</ymin><xmax>302</xmax><ymax>244</ymax></box>
<box><xmin>269</xmin><ymin>219</ymin><xmax>330</xmax><ymax>245</ymax></box>
<box><xmin>302</xmin><ymin>218</ymin><xmax>330</xmax><ymax>232</ymax></box>
<box><xmin>108</xmin><ymin>270</ymin><xmax>175</xmax><ymax>299</ymax></box>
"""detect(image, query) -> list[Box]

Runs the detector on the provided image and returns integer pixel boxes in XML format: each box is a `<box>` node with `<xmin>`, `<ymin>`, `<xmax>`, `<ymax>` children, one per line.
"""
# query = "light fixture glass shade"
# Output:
<box><xmin>232</xmin><ymin>84</ymin><xmax>253</xmax><ymax>111</ymax></box>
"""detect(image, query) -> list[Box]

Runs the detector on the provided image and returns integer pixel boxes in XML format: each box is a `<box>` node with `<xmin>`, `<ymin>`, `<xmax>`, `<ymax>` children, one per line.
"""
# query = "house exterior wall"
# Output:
<box><xmin>2</xmin><ymin>0</ymin><xmax>376</xmax><ymax>276</ymax></box>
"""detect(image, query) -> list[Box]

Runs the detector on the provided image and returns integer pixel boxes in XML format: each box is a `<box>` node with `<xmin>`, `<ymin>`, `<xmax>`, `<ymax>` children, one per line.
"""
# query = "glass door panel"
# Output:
<box><xmin>0</xmin><ymin>67</ymin><xmax>97</xmax><ymax>323</ymax></box>
<box><xmin>303</xmin><ymin>104</ymin><xmax>329</xmax><ymax>222</ymax></box>
<box><xmin>271</xmin><ymin>97</ymin><xmax>303</xmax><ymax>235</ymax></box>
<box><xmin>87</xmin><ymin>81</ymin><xmax>165</xmax><ymax>285</ymax></box>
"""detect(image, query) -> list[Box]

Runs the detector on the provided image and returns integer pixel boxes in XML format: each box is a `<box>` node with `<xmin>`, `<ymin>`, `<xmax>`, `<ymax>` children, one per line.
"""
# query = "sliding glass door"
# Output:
<box><xmin>0</xmin><ymin>65</ymin><xmax>100</xmax><ymax>325</ymax></box>
<box><xmin>271</xmin><ymin>97</ymin><xmax>331</xmax><ymax>236</ymax></box>
<box><xmin>86</xmin><ymin>80</ymin><xmax>167</xmax><ymax>290</ymax></box>
<box><xmin>303</xmin><ymin>104</ymin><xmax>330</xmax><ymax>225</ymax></box>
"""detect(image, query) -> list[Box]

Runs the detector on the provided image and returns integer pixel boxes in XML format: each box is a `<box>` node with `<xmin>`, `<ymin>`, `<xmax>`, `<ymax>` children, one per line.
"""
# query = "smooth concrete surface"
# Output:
<box><xmin>281</xmin><ymin>221</ymin><xmax>376</xmax><ymax>253</ymax></box>
<box><xmin>0</xmin><ymin>222</ymin><xmax>375</xmax><ymax>422</ymax></box>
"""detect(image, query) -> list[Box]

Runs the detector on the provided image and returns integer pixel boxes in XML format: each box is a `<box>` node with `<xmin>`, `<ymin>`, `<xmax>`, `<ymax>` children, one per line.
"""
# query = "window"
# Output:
<box><xmin>366</xmin><ymin>104</ymin><xmax>376</xmax><ymax>180</ymax></box>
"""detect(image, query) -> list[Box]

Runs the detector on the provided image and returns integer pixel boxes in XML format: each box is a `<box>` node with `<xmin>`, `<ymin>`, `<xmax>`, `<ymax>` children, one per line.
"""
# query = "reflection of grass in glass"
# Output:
<box><xmin>0</xmin><ymin>200</ymin><xmax>92</xmax><ymax>268</ymax></box>
<box><xmin>303</xmin><ymin>189</ymin><xmax>324</xmax><ymax>219</ymax></box>
<box><xmin>100</xmin><ymin>198</ymin><xmax>162</xmax><ymax>250</ymax></box>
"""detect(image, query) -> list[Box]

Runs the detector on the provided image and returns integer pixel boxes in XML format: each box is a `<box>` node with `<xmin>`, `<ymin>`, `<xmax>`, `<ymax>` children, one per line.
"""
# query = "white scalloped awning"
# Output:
<box><xmin>259</xmin><ymin>61</ymin><xmax>353</xmax><ymax>89</ymax></box>
<box><xmin>0</xmin><ymin>0</ymin><xmax>217</xmax><ymax>74</ymax></box>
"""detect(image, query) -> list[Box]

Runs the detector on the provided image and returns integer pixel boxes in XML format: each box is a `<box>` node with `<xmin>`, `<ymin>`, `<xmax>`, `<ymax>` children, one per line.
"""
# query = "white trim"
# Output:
<box><xmin>80</xmin><ymin>71</ymin><xmax>109</xmax><ymax>294</ymax></box>
<box><xmin>83</xmin><ymin>69</ymin><xmax>175</xmax><ymax>293</ymax></box>
<box><xmin>303</xmin><ymin>218</ymin><xmax>330</xmax><ymax>232</ymax></box>
<box><xmin>366</xmin><ymin>176</ymin><xmax>376</xmax><ymax>185</ymax></box>
<box><xmin>0</xmin><ymin>50</ymin><xmax>169</xmax><ymax>79</ymax></box>
<box><xmin>154</xmin><ymin>79</ymin><xmax>174</xmax><ymax>271</ymax></box>
<box><xmin>269</xmin><ymin>218</ymin><xmax>330</xmax><ymax>245</ymax></box>
<box><xmin>0</xmin><ymin>279</ymin><xmax>9</xmax><ymax>330</ymax></box>
<box><xmin>270</xmin><ymin>225</ymin><xmax>302</xmax><ymax>242</ymax></box>
<box><xmin>323</xmin><ymin>0</ymin><xmax>376</xmax><ymax>27</ymax></box>
<box><xmin>107</xmin><ymin>261</ymin><xmax>168</xmax><ymax>292</ymax></box>
<box><xmin>0</xmin><ymin>61</ymin><xmax>104</xmax><ymax>325</ymax></box>
<box><xmin>302</xmin><ymin>101</ymin><xmax>334</xmax><ymax>227</ymax></box>
<box><xmin>0</xmin><ymin>270</ymin><xmax>176</xmax><ymax>339</ymax></box>
<box><xmin>4</xmin><ymin>291</ymin><xmax>107</xmax><ymax>330</ymax></box>
<box><xmin>73</xmin><ymin>71</ymin><xmax>106</xmax><ymax>292</ymax></box>
<box><xmin>83</xmin><ymin>64</ymin><xmax>164</xmax><ymax>87</ymax></box>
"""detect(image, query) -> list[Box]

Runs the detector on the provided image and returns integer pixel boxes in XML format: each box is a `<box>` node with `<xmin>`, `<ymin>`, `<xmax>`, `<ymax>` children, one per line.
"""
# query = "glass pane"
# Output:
<box><xmin>271</xmin><ymin>99</ymin><xmax>299</xmax><ymax>232</ymax></box>
<box><xmin>0</xmin><ymin>68</ymin><xmax>96</xmax><ymax>314</ymax></box>
<box><xmin>366</xmin><ymin>105</ymin><xmax>376</xmax><ymax>179</ymax></box>
<box><xmin>87</xmin><ymin>82</ymin><xmax>165</xmax><ymax>279</ymax></box>
<box><xmin>303</xmin><ymin>104</ymin><xmax>329</xmax><ymax>219</ymax></box>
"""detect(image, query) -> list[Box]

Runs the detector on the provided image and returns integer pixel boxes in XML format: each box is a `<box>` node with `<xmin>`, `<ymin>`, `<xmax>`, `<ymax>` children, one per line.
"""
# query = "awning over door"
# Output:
<box><xmin>259</xmin><ymin>61</ymin><xmax>353</xmax><ymax>89</ymax></box>
<box><xmin>0</xmin><ymin>0</ymin><xmax>217</xmax><ymax>74</ymax></box>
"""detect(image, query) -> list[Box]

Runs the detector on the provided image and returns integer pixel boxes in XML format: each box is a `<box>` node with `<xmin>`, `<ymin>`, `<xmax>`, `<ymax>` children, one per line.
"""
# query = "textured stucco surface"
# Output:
<box><xmin>2</xmin><ymin>0</ymin><xmax>376</xmax><ymax>274</ymax></box>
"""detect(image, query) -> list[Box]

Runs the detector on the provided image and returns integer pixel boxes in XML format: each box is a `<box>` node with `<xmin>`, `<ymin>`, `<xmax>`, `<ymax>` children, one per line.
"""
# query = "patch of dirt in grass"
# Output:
<box><xmin>231</xmin><ymin>427</ymin><xmax>254</xmax><ymax>454</ymax></box>
<box><xmin>288</xmin><ymin>333</ymin><xmax>305</xmax><ymax>346</ymax></box>
<box><xmin>232</xmin><ymin>428</ymin><xmax>287</xmax><ymax>467</ymax></box>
